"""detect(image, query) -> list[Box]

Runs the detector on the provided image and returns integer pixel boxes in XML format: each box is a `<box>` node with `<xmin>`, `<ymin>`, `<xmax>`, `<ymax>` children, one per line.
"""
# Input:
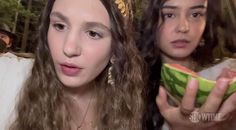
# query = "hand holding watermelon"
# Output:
<box><xmin>156</xmin><ymin>78</ymin><xmax>236</xmax><ymax>130</ymax></box>
<box><xmin>157</xmin><ymin>58</ymin><xmax>236</xmax><ymax>130</ymax></box>
<box><xmin>161</xmin><ymin>58</ymin><xmax>236</xmax><ymax>105</ymax></box>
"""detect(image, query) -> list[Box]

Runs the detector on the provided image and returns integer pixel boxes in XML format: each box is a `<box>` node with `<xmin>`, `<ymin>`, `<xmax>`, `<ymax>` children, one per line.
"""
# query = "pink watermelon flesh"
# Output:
<box><xmin>168</xmin><ymin>64</ymin><xmax>198</xmax><ymax>77</ymax></box>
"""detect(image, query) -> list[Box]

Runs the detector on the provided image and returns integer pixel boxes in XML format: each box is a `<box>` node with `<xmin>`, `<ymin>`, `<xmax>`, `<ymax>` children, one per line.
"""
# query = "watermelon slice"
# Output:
<box><xmin>161</xmin><ymin>58</ymin><xmax>236</xmax><ymax>106</ymax></box>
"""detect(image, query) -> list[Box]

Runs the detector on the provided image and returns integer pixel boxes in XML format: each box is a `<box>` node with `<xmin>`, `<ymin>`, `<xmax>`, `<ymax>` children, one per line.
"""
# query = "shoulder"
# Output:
<box><xmin>0</xmin><ymin>52</ymin><xmax>34</xmax><ymax>129</ymax></box>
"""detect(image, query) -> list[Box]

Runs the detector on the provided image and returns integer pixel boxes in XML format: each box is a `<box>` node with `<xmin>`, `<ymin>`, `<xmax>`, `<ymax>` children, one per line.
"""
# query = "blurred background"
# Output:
<box><xmin>0</xmin><ymin>0</ymin><xmax>45</xmax><ymax>53</ymax></box>
<box><xmin>0</xmin><ymin>0</ymin><xmax>235</xmax><ymax>58</ymax></box>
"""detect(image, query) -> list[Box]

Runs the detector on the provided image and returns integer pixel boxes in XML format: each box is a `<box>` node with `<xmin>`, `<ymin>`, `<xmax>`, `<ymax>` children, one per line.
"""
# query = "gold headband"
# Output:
<box><xmin>115</xmin><ymin>0</ymin><xmax>129</xmax><ymax>17</ymax></box>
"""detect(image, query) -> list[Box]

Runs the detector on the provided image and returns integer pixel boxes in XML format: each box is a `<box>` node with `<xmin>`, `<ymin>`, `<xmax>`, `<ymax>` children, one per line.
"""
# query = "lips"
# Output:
<box><xmin>60</xmin><ymin>63</ymin><xmax>81</xmax><ymax>76</ymax></box>
<box><xmin>171</xmin><ymin>39</ymin><xmax>190</xmax><ymax>48</ymax></box>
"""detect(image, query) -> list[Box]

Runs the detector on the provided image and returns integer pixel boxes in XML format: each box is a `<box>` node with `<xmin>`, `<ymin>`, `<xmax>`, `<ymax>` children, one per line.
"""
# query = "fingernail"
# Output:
<box><xmin>159</xmin><ymin>86</ymin><xmax>164</xmax><ymax>94</ymax></box>
<box><xmin>218</xmin><ymin>78</ymin><xmax>230</xmax><ymax>90</ymax></box>
<box><xmin>188</xmin><ymin>77</ymin><xmax>198</xmax><ymax>90</ymax></box>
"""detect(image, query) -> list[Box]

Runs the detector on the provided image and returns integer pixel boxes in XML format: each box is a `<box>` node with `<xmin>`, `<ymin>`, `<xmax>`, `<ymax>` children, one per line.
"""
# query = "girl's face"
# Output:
<box><xmin>0</xmin><ymin>32</ymin><xmax>11</xmax><ymax>47</ymax></box>
<box><xmin>48</xmin><ymin>0</ymin><xmax>112</xmax><ymax>88</ymax></box>
<box><xmin>158</xmin><ymin>0</ymin><xmax>207</xmax><ymax>60</ymax></box>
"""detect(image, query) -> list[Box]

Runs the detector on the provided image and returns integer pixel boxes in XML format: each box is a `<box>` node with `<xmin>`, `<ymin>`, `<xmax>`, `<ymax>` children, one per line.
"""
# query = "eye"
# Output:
<box><xmin>163</xmin><ymin>13</ymin><xmax>175</xmax><ymax>19</ymax></box>
<box><xmin>87</xmin><ymin>30</ymin><xmax>102</xmax><ymax>39</ymax></box>
<box><xmin>192</xmin><ymin>13</ymin><xmax>200</xmax><ymax>17</ymax></box>
<box><xmin>191</xmin><ymin>12</ymin><xmax>205</xmax><ymax>18</ymax></box>
<box><xmin>52</xmin><ymin>23</ymin><xmax>67</xmax><ymax>31</ymax></box>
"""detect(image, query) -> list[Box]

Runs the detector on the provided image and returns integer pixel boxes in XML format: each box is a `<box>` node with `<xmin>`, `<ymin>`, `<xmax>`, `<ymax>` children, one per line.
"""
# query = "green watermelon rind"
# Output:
<box><xmin>161</xmin><ymin>64</ymin><xmax>236</xmax><ymax>105</ymax></box>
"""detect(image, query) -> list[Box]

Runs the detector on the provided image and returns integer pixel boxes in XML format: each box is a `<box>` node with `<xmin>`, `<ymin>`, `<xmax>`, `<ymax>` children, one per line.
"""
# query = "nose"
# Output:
<box><xmin>63</xmin><ymin>31</ymin><xmax>81</xmax><ymax>57</ymax></box>
<box><xmin>176</xmin><ymin>16</ymin><xmax>189</xmax><ymax>33</ymax></box>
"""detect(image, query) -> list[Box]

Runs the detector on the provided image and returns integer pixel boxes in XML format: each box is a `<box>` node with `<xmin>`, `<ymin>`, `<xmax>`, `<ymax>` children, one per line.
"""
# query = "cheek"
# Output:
<box><xmin>47</xmin><ymin>32</ymin><xmax>55</xmax><ymax>55</ymax></box>
<box><xmin>158</xmin><ymin>27</ymin><xmax>171</xmax><ymax>49</ymax></box>
<box><xmin>86</xmin><ymin>45</ymin><xmax>111</xmax><ymax>73</ymax></box>
<box><xmin>91</xmin><ymin>46</ymin><xmax>111</xmax><ymax>64</ymax></box>
<box><xmin>47</xmin><ymin>28</ymin><xmax>54</xmax><ymax>49</ymax></box>
<box><xmin>159</xmin><ymin>24</ymin><xmax>172</xmax><ymax>40</ymax></box>
<box><xmin>47</xmin><ymin>29</ymin><xmax>62</xmax><ymax>60</ymax></box>
<box><xmin>193</xmin><ymin>22</ymin><xmax>206</xmax><ymax>38</ymax></box>
<box><xmin>4</xmin><ymin>38</ymin><xmax>10</xmax><ymax>44</ymax></box>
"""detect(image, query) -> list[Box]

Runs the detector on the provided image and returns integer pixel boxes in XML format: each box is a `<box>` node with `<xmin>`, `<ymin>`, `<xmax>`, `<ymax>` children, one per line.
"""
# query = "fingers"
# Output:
<box><xmin>156</xmin><ymin>87</ymin><xmax>182</xmax><ymax>123</ymax></box>
<box><xmin>200</xmin><ymin>78</ymin><xmax>230</xmax><ymax>113</ymax></box>
<box><xmin>218</xmin><ymin>92</ymin><xmax>236</xmax><ymax>120</ymax></box>
<box><xmin>157</xmin><ymin>78</ymin><xmax>199</xmax><ymax>119</ymax></box>
<box><xmin>217</xmin><ymin>68</ymin><xmax>236</xmax><ymax>80</ymax></box>
<box><xmin>180</xmin><ymin>78</ymin><xmax>199</xmax><ymax>115</ymax></box>
<box><xmin>156</xmin><ymin>86</ymin><xmax>170</xmax><ymax>113</ymax></box>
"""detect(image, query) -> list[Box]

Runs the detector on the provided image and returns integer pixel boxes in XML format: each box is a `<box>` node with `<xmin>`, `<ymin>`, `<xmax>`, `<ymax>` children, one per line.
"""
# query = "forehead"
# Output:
<box><xmin>51</xmin><ymin>0</ymin><xmax>110</xmax><ymax>27</ymax></box>
<box><xmin>0</xmin><ymin>32</ymin><xmax>10</xmax><ymax>38</ymax></box>
<box><xmin>0</xmin><ymin>32</ymin><xmax>8</xmax><ymax>36</ymax></box>
<box><xmin>163</xmin><ymin>0</ymin><xmax>207</xmax><ymax>8</ymax></box>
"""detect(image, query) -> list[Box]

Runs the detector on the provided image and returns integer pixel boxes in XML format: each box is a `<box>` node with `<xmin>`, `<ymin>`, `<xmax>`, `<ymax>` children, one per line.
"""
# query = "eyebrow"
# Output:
<box><xmin>83</xmin><ymin>22</ymin><xmax>111</xmax><ymax>32</ymax></box>
<box><xmin>50</xmin><ymin>11</ymin><xmax>69</xmax><ymax>23</ymax></box>
<box><xmin>190</xmin><ymin>5</ymin><xmax>207</xmax><ymax>10</ymax></box>
<box><xmin>162</xmin><ymin>5</ymin><xmax>207</xmax><ymax>10</ymax></box>
<box><xmin>162</xmin><ymin>5</ymin><xmax>177</xmax><ymax>9</ymax></box>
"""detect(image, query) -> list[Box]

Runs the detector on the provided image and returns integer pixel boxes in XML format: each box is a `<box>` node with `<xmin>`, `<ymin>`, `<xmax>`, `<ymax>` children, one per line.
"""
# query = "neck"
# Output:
<box><xmin>63</xmin><ymin>82</ymin><xmax>96</xmax><ymax>130</ymax></box>
<box><xmin>64</xmin><ymin>82</ymin><xmax>96</xmax><ymax>99</ymax></box>
<box><xmin>161</xmin><ymin>54</ymin><xmax>195</xmax><ymax>70</ymax></box>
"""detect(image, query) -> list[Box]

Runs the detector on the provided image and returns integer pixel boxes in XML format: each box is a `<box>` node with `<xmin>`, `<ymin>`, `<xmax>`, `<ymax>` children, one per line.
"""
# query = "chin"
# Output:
<box><xmin>61</xmin><ymin>82</ymin><xmax>80</xmax><ymax>88</ymax></box>
<box><xmin>63</xmin><ymin>82</ymin><xmax>88</xmax><ymax>89</ymax></box>
<box><xmin>171</xmin><ymin>52</ymin><xmax>191</xmax><ymax>58</ymax></box>
<box><xmin>58</xmin><ymin>77</ymin><xmax>83</xmax><ymax>88</ymax></box>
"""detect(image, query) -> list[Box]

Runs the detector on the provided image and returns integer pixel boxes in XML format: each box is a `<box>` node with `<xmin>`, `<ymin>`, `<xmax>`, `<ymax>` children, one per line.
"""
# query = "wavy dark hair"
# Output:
<box><xmin>221</xmin><ymin>0</ymin><xmax>236</xmax><ymax>53</ymax></box>
<box><xmin>138</xmin><ymin>0</ymin><xmax>236</xmax><ymax>130</ymax></box>
<box><xmin>138</xmin><ymin>1</ymin><xmax>165</xmax><ymax>130</ymax></box>
<box><xmin>9</xmin><ymin>0</ymin><xmax>144</xmax><ymax>130</ymax></box>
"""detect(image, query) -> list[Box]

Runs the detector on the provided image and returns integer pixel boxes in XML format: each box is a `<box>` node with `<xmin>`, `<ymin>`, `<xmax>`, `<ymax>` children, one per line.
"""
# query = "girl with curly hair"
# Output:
<box><xmin>9</xmin><ymin>0</ymin><xmax>144</xmax><ymax>130</ymax></box>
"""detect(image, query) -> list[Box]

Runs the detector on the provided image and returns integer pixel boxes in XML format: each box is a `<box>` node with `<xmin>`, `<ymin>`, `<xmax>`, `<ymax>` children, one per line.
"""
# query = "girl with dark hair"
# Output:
<box><xmin>139</xmin><ymin>0</ymin><xmax>236</xmax><ymax>130</ymax></box>
<box><xmin>9</xmin><ymin>0</ymin><xmax>144</xmax><ymax>130</ymax></box>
